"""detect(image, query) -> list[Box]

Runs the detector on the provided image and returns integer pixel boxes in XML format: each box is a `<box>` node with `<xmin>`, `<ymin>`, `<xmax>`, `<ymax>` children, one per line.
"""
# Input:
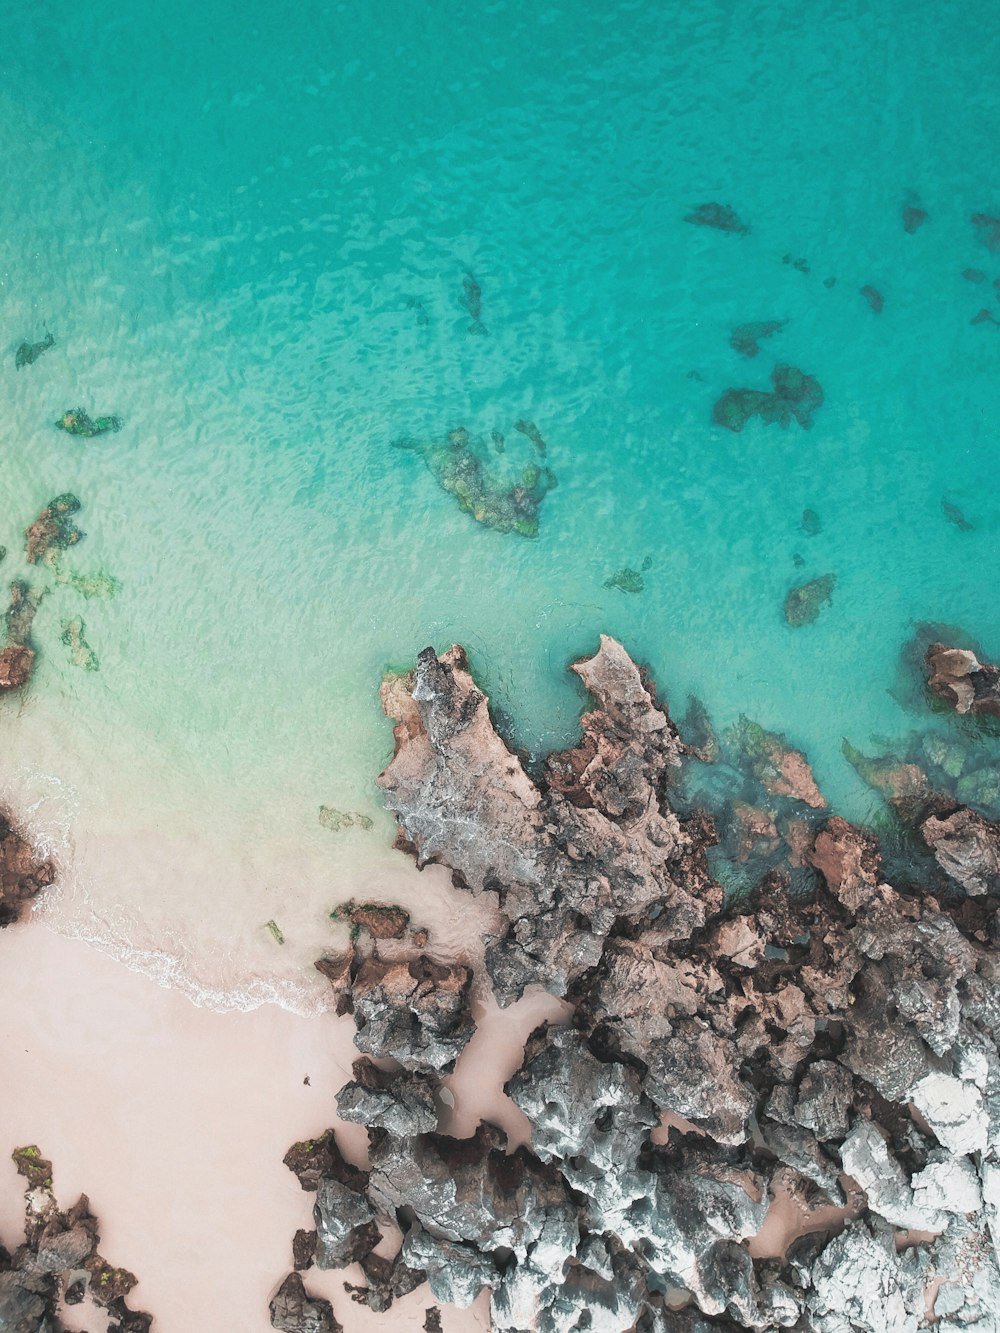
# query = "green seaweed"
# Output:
<box><xmin>55</xmin><ymin>408</ymin><xmax>124</xmax><ymax>438</ymax></box>
<box><xmin>604</xmin><ymin>567</ymin><xmax>644</xmax><ymax>594</ymax></box>
<box><xmin>60</xmin><ymin>617</ymin><xmax>99</xmax><ymax>671</ymax></box>
<box><xmin>394</xmin><ymin>427</ymin><xmax>557</xmax><ymax>538</ymax></box>
<box><xmin>265</xmin><ymin>919</ymin><xmax>285</xmax><ymax>945</ymax></box>
<box><xmin>55</xmin><ymin>567</ymin><xmax>123</xmax><ymax>599</ymax></box>
<box><xmin>784</xmin><ymin>573</ymin><xmax>836</xmax><ymax>626</ymax></box>
<box><xmin>319</xmin><ymin>806</ymin><xmax>373</xmax><ymax>832</ymax></box>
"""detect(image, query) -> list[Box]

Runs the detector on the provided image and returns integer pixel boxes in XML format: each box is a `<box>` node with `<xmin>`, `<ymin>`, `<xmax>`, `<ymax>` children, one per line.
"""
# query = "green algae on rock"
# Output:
<box><xmin>14</xmin><ymin>332</ymin><xmax>54</xmax><ymax>370</ymax></box>
<box><xmin>25</xmin><ymin>494</ymin><xmax>84</xmax><ymax>564</ymax></box>
<box><xmin>603</xmin><ymin>567</ymin><xmax>644</xmax><ymax>594</ymax></box>
<box><xmin>729</xmin><ymin>319</ymin><xmax>786</xmax><ymax>359</ymax></box>
<box><xmin>784</xmin><ymin>572</ymin><xmax>835</xmax><ymax>626</ymax></box>
<box><xmin>684</xmin><ymin>202</ymin><xmax>749</xmax><ymax>234</ymax></box>
<box><xmin>393</xmin><ymin>428</ymin><xmax>557</xmax><ymax>537</ymax></box>
<box><xmin>713</xmin><ymin>364</ymin><xmax>824</xmax><ymax>433</ymax></box>
<box><xmin>55</xmin><ymin>566</ymin><xmax>123</xmax><ymax>599</ymax></box>
<box><xmin>55</xmin><ymin>407</ymin><xmax>124</xmax><ymax>438</ymax></box>
<box><xmin>319</xmin><ymin>806</ymin><xmax>373</xmax><ymax>832</ymax></box>
<box><xmin>61</xmin><ymin>617</ymin><xmax>99</xmax><ymax>671</ymax></box>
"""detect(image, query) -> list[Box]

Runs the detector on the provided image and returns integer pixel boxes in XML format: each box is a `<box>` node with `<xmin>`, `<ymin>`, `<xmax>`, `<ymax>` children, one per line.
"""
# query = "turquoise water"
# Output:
<box><xmin>2</xmin><ymin>0</ymin><xmax>1000</xmax><ymax>1005</ymax></box>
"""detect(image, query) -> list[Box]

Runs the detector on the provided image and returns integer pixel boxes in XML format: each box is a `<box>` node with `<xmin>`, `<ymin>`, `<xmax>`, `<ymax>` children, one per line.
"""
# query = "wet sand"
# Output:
<box><xmin>0</xmin><ymin>922</ymin><xmax>492</xmax><ymax>1332</ymax></box>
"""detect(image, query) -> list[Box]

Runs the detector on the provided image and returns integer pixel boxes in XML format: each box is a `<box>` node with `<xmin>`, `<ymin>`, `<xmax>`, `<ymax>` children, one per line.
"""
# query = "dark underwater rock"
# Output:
<box><xmin>14</xmin><ymin>332</ymin><xmax>54</xmax><ymax>370</ymax></box>
<box><xmin>727</xmin><ymin>716</ymin><xmax>826</xmax><ymax>808</ymax></box>
<box><xmin>269</xmin><ymin>1273</ymin><xmax>341</xmax><ymax>1333</ymax></box>
<box><xmin>962</xmin><ymin>266</ymin><xmax>987</xmax><ymax>282</ymax></box>
<box><xmin>902</xmin><ymin>202</ymin><xmax>928</xmax><ymax>234</ymax></box>
<box><xmin>25</xmin><ymin>494</ymin><xmax>84</xmax><ymax>565</ymax></box>
<box><xmin>941</xmin><ymin>497</ymin><xmax>974</xmax><ymax>530</ymax></box>
<box><xmin>729</xmin><ymin>319</ymin><xmax>785</xmax><ymax>358</ymax></box>
<box><xmin>784</xmin><ymin>572</ymin><xmax>835</xmax><ymax>626</ymax></box>
<box><xmin>860</xmin><ymin>284</ymin><xmax>884</xmax><ymax>313</ymax></box>
<box><xmin>684</xmin><ymin>202</ymin><xmax>749</xmax><ymax>234</ymax></box>
<box><xmin>714</xmin><ymin>364</ymin><xmax>823</xmax><ymax>433</ymax></box>
<box><xmin>393</xmin><ymin>427</ymin><xmax>556</xmax><ymax>538</ymax></box>
<box><xmin>604</xmin><ymin>566</ymin><xmax>644</xmax><ymax>593</ymax></box>
<box><xmin>972</xmin><ymin>211</ymin><xmax>1000</xmax><ymax>251</ymax></box>
<box><xmin>55</xmin><ymin>407</ymin><xmax>123</xmax><ymax>438</ymax></box>
<box><xmin>926</xmin><ymin>641</ymin><xmax>1000</xmax><ymax>718</ymax></box>
<box><xmin>801</xmin><ymin>507</ymin><xmax>822</xmax><ymax>535</ymax></box>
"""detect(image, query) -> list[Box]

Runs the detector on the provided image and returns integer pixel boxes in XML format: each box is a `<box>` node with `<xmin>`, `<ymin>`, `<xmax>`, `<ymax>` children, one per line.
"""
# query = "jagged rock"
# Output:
<box><xmin>379</xmin><ymin>637</ymin><xmax>720</xmax><ymax>1004</ymax></box>
<box><xmin>336</xmin><ymin>1057</ymin><xmax>440</xmax><ymax>1136</ymax></box>
<box><xmin>332</xmin><ymin>899</ymin><xmax>409</xmax><ymax>939</ymax></box>
<box><xmin>839</xmin><ymin>1119</ymin><xmax>944</xmax><ymax>1230</ymax></box>
<box><xmin>842</xmin><ymin>738</ymin><xmax>930</xmax><ymax>817</ymax></box>
<box><xmin>505</xmin><ymin>1023</ymin><xmax>657</xmax><ymax>1170</ymax></box>
<box><xmin>350</xmin><ymin>955</ymin><xmax>474</xmax><ymax>1071</ymax></box>
<box><xmin>269</xmin><ymin>1272</ymin><xmax>341</xmax><ymax>1333</ymax></box>
<box><xmin>714</xmin><ymin>364</ymin><xmax>823</xmax><ymax>434</ymax></box>
<box><xmin>292</xmin><ymin>1229</ymin><xmax>317</xmax><ymax>1271</ymax></box>
<box><xmin>805</xmin><ymin>817</ymin><xmax>880</xmax><ymax>914</ymax></box>
<box><xmin>926</xmin><ymin>642</ymin><xmax>1000</xmax><ymax>718</ymax></box>
<box><xmin>345</xmin><ymin>1251</ymin><xmax>425</xmax><ymax>1313</ymax></box>
<box><xmin>402</xmin><ymin>1228</ymin><xmax>495</xmax><ymax>1307</ymax></box>
<box><xmin>0</xmin><ymin>816</ymin><xmax>55</xmax><ymax>928</ymax></box>
<box><xmin>728</xmin><ymin>717</ymin><xmax>826</xmax><ymax>807</ymax></box>
<box><xmin>791</xmin><ymin>1060</ymin><xmax>854</xmax><ymax>1141</ymax></box>
<box><xmin>921</xmin><ymin>806</ymin><xmax>1000</xmax><ymax>896</ymax></box>
<box><xmin>806</xmin><ymin>1221</ymin><xmax>921</xmax><ymax>1332</ymax></box>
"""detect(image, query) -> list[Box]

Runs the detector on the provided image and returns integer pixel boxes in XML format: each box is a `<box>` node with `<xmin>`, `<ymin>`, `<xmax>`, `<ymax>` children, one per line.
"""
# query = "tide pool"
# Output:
<box><xmin>1</xmin><ymin>0</ymin><xmax>999</xmax><ymax>1007</ymax></box>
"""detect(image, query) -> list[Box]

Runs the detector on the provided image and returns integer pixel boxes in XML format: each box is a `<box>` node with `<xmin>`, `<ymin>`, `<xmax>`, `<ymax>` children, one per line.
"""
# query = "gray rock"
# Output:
<box><xmin>269</xmin><ymin>1272</ymin><xmax>341</xmax><ymax>1333</ymax></box>
<box><xmin>335</xmin><ymin>1058</ymin><xmax>440</xmax><ymax>1136</ymax></box>
<box><xmin>402</xmin><ymin>1228</ymin><xmax>495</xmax><ymax>1307</ymax></box>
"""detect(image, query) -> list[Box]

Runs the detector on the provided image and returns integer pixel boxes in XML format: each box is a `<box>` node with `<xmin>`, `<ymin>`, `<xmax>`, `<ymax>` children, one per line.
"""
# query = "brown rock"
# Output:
<box><xmin>806</xmin><ymin>817</ymin><xmax>881</xmax><ymax>914</ymax></box>
<box><xmin>926</xmin><ymin>641</ymin><xmax>1000</xmax><ymax>718</ymax></box>
<box><xmin>0</xmin><ymin>644</ymin><xmax>34</xmax><ymax>692</ymax></box>
<box><xmin>0</xmin><ymin>813</ymin><xmax>55</xmax><ymax>927</ymax></box>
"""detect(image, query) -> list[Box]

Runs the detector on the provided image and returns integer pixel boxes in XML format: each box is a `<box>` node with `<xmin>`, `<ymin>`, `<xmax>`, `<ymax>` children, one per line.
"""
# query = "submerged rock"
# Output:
<box><xmin>902</xmin><ymin>200</ymin><xmax>928</xmax><ymax>234</ymax></box>
<box><xmin>860</xmin><ymin>284</ymin><xmax>884</xmax><ymax>313</ymax></box>
<box><xmin>684</xmin><ymin>202</ymin><xmax>749</xmax><ymax>234</ymax></box>
<box><xmin>926</xmin><ymin>640</ymin><xmax>1000</xmax><ymax>718</ymax></box>
<box><xmin>603</xmin><ymin>566</ymin><xmax>644</xmax><ymax>593</ymax></box>
<box><xmin>801</xmin><ymin>507</ymin><xmax>822</xmax><ymax>536</ymax></box>
<box><xmin>25</xmin><ymin>494</ymin><xmax>84</xmax><ymax>565</ymax></box>
<box><xmin>729</xmin><ymin>320</ymin><xmax>785</xmax><ymax>359</ymax></box>
<box><xmin>972</xmin><ymin>211</ymin><xmax>1000</xmax><ymax>251</ymax></box>
<box><xmin>55</xmin><ymin>407</ymin><xmax>124</xmax><ymax>438</ymax></box>
<box><xmin>714</xmin><ymin>364</ymin><xmax>823</xmax><ymax>433</ymax></box>
<box><xmin>727</xmin><ymin>716</ymin><xmax>826</xmax><ymax>808</ymax></box>
<box><xmin>941</xmin><ymin>497</ymin><xmax>974</xmax><ymax>531</ymax></box>
<box><xmin>14</xmin><ymin>332</ymin><xmax>54</xmax><ymax>369</ymax></box>
<box><xmin>394</xmin><ymin>427</ymin><xmax>556</xmax><ymax>538</ymax></box>
<box><xmin>61</xmin><ymin>617</ymin><xmax>99</xmax><ymax>671</ymax></box>
<box><xmin>784</xmin><ymin>572</ymin><xmax>835</xmax><ymax>626</ymax></box>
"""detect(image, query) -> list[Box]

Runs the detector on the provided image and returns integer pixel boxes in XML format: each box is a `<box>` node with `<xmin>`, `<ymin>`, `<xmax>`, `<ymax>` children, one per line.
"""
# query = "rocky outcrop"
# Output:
<box><xmin>0</xmin><ymin>813</ymin><xmax>55</xmax><ymax>928</ymax></box>
<box><xmin>926</xmin><ymin>641</ymin><xmax>1000</xmax><ymax>718</ymax></box>
<box><xmin>0</xmin><ymin>1147</ymin><xmax>153</xmax><ymax>1331</ymax></box>
<box><xmin>269</xmin><ymin>1273</ymin><xmax>341</xmax><ymax>1333</ymax></box>
<box><xmin>277</xmin><ymin>637</ymin><xmax>1000</xmax><ymax>1331</ymax></box>
<box><xmin>25</xmin><ymin>494</ymin><xmax>84</xmax><ymax>565</ymax></box>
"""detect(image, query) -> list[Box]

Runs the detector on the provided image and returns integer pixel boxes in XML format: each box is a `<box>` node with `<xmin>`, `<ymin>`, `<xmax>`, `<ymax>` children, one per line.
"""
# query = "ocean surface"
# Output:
<box><xmin>2</xmin><ymin>0</ymin><xmax>999</xmax><ymax>1009</ymax></box>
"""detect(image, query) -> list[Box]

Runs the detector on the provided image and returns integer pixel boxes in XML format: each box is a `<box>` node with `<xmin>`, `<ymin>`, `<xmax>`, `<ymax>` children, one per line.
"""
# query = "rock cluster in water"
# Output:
<box><xmin>713</xmin><ymin>364</ymin><xmax>824</xmax><ymax>433</ymax></box>
<box><xmin>394</xmin><ymin>427</ymin><xmax>557</xmax><ymax>538</ymax></box>
<box><xmin>0</xmin><ymin>1146</ymin><xmax>153</xmax><ymax>1332</ymax></box>
<box><xmin>274</xmin><ymin>636</ymin><xmax>1000</xmax><ymax>1331</ymax></box>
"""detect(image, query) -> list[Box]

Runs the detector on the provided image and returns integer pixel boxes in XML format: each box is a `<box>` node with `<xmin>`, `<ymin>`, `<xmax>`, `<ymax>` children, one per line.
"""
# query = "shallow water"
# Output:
<box><xmin>2</xmin><ymin>0</ymin><xmax>1000</xmax><ymax>1008</ymax></box>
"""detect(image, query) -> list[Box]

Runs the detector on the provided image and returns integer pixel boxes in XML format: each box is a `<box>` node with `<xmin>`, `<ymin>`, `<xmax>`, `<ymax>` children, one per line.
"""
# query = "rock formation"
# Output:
<box><xmin>393</xmin><ymin>427</ymin><xmax>556</xmax><ymax>538</ymax></box>
<box><xmin>926</xmin><ymin>641</ymin><xmax>1000</xmax><ymax>718</ymax></box>
<box><xmin>714</xmin><ymin>364</ymin><xmax>823</xmax><ymax>433</ymax></box>
<box><xmin>275</xmin><ymin>637</ymin><xmax>1000</xmax><ymax>1332</ymax></box>
<box><xmin>0</xmin><ymin>1147</ymin><xmax>153</xmax><ymax>1331</ymax></box>
<box><xmin>0</xmin><ymin>813</ymin><xmax>54</xmax><ymax>928</ymax></box>
<box><xmin>784</xmin><ymin>572</ymin><xmax>835</xmax><ymax>626</ymax></box>
<box><xmin>684</xmin><ymin>203</ymin><xmax>749</xmax><ymax>234</ymax></box>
